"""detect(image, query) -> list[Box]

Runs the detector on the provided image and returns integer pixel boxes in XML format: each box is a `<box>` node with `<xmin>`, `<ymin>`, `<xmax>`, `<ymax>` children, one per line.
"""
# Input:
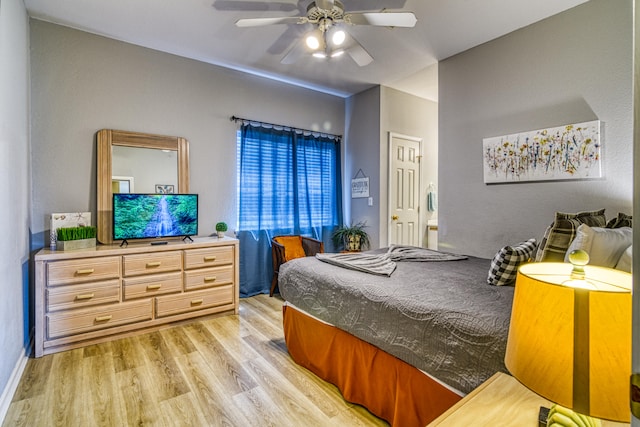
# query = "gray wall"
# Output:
<box><xmin>345</xmin><ymin>86</ymin><xmax>381</xmax><ymax>247</ymax></box>
<box><xmin>439</xmin><ymin>0</ymin><xmax>633</xmax><ymax>258</ymax></box>
<box><xmin>0</xmin><ymin>0</ymin><xmax>30</xmax><ymax>417</ymax></box>
<box><xmin>29</xmin><ymin>20</ymin><xmax>345</xmax><ymax>244</ymax></box>
<box><xmin>380</xmin><ymin>86</ymin><xmax>438</xmax><ymax>247</ymax></box>
<box><xmin>633</xmin><ymin>2</ymin><xmax>640</xmax><ymax>425</ymax></box>
<box><xmin>345</xmin><ymin>86</ymin><xmax>438</xmax><ymax>249</ymax></box>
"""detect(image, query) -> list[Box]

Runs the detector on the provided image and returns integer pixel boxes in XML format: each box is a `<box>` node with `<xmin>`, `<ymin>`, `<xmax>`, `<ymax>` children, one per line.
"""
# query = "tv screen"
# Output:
<box><xmin>113</xmin><ymin>193</ymin><xmax>198</xmax><ymax>241</ymax></box>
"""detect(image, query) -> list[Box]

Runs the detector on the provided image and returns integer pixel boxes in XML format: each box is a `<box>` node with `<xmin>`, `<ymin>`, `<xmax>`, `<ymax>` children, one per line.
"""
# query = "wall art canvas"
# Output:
<box><xmin>155</xmin><ymin>184</ymin><xmax>175</xmax><ymax>194</ymax></box>
<box><xmin>483</xmin><ymin>120</ymin><xmax>602</xmax><ymax>184</ymax></box>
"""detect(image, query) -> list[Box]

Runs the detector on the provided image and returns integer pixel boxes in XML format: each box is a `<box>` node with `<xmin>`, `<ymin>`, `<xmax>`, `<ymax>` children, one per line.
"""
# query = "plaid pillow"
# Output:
<box><xmin>606</xmin><ymin>212</ymin><xmax>632</xmax><ymax>229</ymax></box>
<box><xmin>487</xmin><ymin>239</ymin><xmax>537</xmax><ymax>286</ymax></box>
<box><xmin>534</xmin><ymin>209</ymin><xmax>606</xmax><ymax>262</ymax></box>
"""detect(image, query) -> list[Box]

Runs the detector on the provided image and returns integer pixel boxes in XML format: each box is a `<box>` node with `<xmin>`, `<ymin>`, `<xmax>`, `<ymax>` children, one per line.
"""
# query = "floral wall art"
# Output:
<box><xmin>483</xmin><ymin>120</ymin><xmax>602</xmax><ymax>184</ymax></box>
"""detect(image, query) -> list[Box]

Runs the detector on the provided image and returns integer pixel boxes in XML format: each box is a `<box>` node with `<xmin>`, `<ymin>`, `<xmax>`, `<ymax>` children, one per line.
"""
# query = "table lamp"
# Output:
<box><xmin>505</xmin><ymin>251</ymin><xmax>632</xmax><ymax>424</ymax></box>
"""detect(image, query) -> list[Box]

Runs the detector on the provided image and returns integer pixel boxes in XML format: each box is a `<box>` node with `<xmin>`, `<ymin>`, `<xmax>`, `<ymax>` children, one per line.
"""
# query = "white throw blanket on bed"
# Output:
<box><xmin>315</xmin><ymin>245</ymin><xmax>467</xmax><ymax>276</ymax></box>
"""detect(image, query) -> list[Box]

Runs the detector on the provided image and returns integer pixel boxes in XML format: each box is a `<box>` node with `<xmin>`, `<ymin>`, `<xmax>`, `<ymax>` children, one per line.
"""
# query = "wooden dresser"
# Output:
<box><xmin>34</xmin><ymin>236</ymin><xmax>239</xmax><ymax>357</ymax></box>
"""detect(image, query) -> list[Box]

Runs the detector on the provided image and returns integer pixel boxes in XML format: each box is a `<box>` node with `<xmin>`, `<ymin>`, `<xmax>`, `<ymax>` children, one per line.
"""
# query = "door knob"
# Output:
<box><xmin>391</xmin><ymin>215</ymin><xmax>399</xmax><ymax>221</ymax></box>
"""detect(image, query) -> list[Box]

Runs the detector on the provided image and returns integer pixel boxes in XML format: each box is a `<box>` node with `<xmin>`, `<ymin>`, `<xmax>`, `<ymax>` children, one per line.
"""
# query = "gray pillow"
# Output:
<box><xmin>564</xmin><ymin>224</ymin><xmax>632</xmax><ymax>268</ymax></box>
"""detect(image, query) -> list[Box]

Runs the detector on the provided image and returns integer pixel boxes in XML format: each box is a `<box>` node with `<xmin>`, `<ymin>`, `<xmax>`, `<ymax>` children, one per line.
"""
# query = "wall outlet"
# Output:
<box><xmin>368</xmin><ymin>197</ymin><xmax>373</xmax><ymax>206</ymax></box>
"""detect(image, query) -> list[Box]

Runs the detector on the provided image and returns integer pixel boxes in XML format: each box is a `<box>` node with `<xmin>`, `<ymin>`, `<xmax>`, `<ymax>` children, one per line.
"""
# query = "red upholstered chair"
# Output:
<box><xmin>271</xmin><ymin>235</ymin><xmax>324</xmax><ymax>296</ymax></box>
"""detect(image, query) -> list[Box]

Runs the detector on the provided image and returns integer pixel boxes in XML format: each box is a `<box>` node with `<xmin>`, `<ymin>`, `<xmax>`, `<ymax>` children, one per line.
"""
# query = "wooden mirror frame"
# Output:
<box><xmin>97</xmin><ymin>129</ymin><xmax>190</xmax><ymax>244</ymax></box>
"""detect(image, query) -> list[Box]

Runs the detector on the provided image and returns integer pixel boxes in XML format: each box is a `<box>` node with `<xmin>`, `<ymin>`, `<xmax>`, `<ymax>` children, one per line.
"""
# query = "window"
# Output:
<box><xmin>237</xmin><ymin>123</ymin><xmax>342</xmax><ymax>234</ymax></box>
<box><xmin>236</xmin><ymin>122</ymin><xmax>343</xmax><ymax>297</ymax></box>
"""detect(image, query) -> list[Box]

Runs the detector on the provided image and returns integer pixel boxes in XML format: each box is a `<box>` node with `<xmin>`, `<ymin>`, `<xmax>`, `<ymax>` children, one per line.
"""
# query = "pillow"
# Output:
<box><xmin>564</xmin><ymin>224</ymin><xmax>632</xmax><ymax>268</ymax></box>
<box><xmin>535</xmin><ymin>209</ymin><xmax>606</xmax><ymax>262</ymax></box>
<box><xmin>487</xmin><ymin>239</ymin><xmax>537</xmax><ymax>286</ymax></box>
<box><xmin>274</xmin><ymin>236</ymin><xmax>306</xmax><ymax>261</ymax></box>
<box><xmin>606</xmin><ymin>212</ymin><xmax>632</xmax><ymax>229</ymax></box>
<box><xmin>615</xmin><ymin>245</ymin><xmax>632</xmax><ymax>273</ymax></box>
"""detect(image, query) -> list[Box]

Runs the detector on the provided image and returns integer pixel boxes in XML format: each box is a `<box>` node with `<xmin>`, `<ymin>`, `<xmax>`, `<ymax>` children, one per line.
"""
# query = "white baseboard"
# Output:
<box><xmin>0</xmin><ymin>346</ymin><xmax>29</xmax><ymax>424</ymax></box>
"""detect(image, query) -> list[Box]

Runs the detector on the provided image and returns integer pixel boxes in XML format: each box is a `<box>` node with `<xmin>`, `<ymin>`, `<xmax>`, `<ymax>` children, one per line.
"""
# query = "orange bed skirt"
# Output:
<box><xmin>282</xmin><ymin>304</ymin><xmax>462</xmax><ymax>427</ymax></box>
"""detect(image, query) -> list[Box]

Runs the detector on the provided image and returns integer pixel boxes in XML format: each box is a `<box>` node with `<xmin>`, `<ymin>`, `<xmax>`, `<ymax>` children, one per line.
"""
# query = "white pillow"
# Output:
<box><xmin>615</xmin><ymin>245</ymin><xmax>632</xmax><ymax>273</ymax></box>
<box><xmin>564</xmin><ymin>224</ymin><xmax>632</xmax><ymax>268</ymax></box>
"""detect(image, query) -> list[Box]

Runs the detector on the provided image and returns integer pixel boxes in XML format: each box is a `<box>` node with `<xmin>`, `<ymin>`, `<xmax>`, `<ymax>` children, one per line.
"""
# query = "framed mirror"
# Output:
<box><xmin>97</xmin><ymin>129</ymin><xmax>190</xmax><ymax>244</ymax></box>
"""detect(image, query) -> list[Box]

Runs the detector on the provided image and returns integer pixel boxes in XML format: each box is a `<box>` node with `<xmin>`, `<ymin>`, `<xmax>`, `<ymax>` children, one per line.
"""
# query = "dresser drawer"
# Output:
<box><xmin>123</xmin><ymin>251</ymin><xmax>182</xmax><ymax>277</ymax></box>
<box><xmin>155</xmin><ymin>285</ymin><xmax>234</xmax><ymax>318</ymax></box>
<box><xmin>183</xmin><ymin>265</ymin><xmax>233</xmax><ymax>291</ymax></box>
<box><xmin>47</xmin><ymin>256</ymin><xmax>120</xmax><ymax>286</ymax></box>
<box><xmin>184</xmin><ymin>246</ymin><xmax>234</xmax><ymax>270</ymax></box>
<box><xmin>46</xmin><ymin>279</ymin><xmax>120</xmax><ymax>312</ymax></box>
<box><xmin>123</xmin><ymin>272</ymin><xmax>182</xmax><ymax>300</ymax></box>
<box><xmin>47</xmin><ymin>299</ymin><xmax>152</xmax><ymax>339</ymax></box>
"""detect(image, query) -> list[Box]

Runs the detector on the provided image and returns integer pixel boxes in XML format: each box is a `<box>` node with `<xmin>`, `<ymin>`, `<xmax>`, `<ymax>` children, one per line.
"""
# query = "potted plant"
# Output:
<box><xmin>332</xmin><ymin>221</ymin><xmax>370</xmax><ymax>252</ymax></box>
<box><xmin>215</xmin><ymin>222</ymin><xmax>228</xmax><ymax>238</ymax></box>
<box><xmin>56</xmin><ymin>226</ymin><xmax>97</xmax><ymax>251</ymax></box>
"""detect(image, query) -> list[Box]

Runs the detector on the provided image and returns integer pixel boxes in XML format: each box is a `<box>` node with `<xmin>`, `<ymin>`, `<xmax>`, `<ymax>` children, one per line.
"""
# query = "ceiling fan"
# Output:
<box><xmin>235</xmin><ymin>0</ymin><xmax>417</xmax><ymax>66</ymax></box>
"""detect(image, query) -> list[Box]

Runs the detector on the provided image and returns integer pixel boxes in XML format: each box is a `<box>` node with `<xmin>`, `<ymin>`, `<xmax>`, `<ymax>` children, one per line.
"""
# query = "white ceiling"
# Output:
<box><xmin>25</xmin><ymin>0</ymin><xmax>588</xmax><ymax>100</ymax></box>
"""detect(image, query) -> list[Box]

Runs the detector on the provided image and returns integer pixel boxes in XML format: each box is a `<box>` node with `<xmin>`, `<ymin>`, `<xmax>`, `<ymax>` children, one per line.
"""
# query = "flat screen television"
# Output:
<box><xmin>113</xmin><ymin>193</ymin><xmax>198</xmax><ymax>243</ymax></box>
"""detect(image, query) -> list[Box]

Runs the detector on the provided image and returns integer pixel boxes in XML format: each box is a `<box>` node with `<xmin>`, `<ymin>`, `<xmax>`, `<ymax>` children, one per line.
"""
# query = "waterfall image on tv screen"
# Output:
<box><xmin>113</xmin><ymin>193</ymin><xmax>198</xmax><ymax>240</ymax></box>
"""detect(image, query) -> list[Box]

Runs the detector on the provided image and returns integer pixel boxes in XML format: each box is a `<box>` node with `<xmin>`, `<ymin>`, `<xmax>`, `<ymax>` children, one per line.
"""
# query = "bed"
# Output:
<box><xmin>277</xmin><ymin>247</ymin><xmax>515</xmax><ymax>427</ymax></box>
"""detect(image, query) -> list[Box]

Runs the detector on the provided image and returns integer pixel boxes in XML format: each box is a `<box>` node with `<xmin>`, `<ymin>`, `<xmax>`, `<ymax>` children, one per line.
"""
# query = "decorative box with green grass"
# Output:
<box><xmin>56</xmin><ymin>226</ymin><xmax>97</xmax><ymax>251</ymax></box>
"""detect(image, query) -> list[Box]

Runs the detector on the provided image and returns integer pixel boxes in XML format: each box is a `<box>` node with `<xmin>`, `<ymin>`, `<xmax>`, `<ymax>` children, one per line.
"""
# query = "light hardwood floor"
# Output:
<box><xmin>4</xmin><ymin>295</ymin><xmax>388</xmax><ymax>427</ymax></box>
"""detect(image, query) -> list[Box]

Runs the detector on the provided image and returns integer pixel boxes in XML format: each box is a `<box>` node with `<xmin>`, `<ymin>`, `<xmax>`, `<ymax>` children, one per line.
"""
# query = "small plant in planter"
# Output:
<box><xmin>56</xmin><ymin>226</ymin><xmax>97</xmax><ymax>251</ymax></box>
<box><xmin>215</xmin><ymin>222</ymin><xmax>228</xmax><ymax>238</ymax></box>
<box><xmin>332</xmin><ymin>221</ymin><xmax>370</xmax><ymax>252</ymax></box>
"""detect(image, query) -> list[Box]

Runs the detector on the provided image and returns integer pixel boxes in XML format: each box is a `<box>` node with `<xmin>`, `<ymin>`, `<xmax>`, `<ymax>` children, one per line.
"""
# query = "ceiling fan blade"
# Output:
<box><xmin>267</xmin><ymin>25</ymin><xmax>306</xmax><ymax>55</ymax></box>
<box><xmin>314</xmin><ymin>0</ymin><xmax>335</xmax><ymax>10</ymax></box>
<box><xmin>235</xmin><ymin>16</ymin><xmax>304</xmax><ymax>27</ymax></box>
<box><xmin>347</xmin><ymin>0</ymin><xmax>407</xmax><ymax>10</ymax></box>
<box><xmin>281</xmin><ymin>40</ymin><xmax>307</xmax><ymax>64</ymax></box>
<box><xmin>346</xmin><ymin>38</ymin><xmax>373</xmax><ymax>67</ymax></box>
<box><xmin>346</xmin><ymin>12</ymin><xmax>417</xmax><ymax>27</ymax></box>
<box><xmin>212</xmin><ymin>1</ymin><xmax>298</xmax><ymax>12</ymax></box>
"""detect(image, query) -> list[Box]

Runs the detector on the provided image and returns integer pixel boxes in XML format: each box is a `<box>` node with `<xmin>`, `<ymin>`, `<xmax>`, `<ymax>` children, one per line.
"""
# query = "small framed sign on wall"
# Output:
<box><xmin>351</xmin><ymin>169</ymin><xmax>369</xmax><ymax>198</ymax></box>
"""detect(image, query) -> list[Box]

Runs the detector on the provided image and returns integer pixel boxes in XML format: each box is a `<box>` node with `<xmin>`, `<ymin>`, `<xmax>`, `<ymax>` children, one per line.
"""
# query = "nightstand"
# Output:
<box><xmin>428</xmin><ymin>372</ymin><xmax>630</xmax><ymax>426</ymax></box>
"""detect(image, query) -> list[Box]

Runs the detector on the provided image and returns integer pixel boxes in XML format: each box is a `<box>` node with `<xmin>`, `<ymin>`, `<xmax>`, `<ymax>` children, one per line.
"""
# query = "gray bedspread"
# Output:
<box><xmin>315</xmin><ymin>244</ymin><xmax>468</xmax><ymax>276</ymax></box>
<box><xmin>278</xmin><ymin>251</ymin><xmax>514</xmax><ymax>394</ymax></box>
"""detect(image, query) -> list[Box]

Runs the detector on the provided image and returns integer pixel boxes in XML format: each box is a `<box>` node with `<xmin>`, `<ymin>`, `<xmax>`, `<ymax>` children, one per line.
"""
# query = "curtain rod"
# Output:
<box><xmin>230</xmin><ymin>115</ymin><xmax>342</xmax><ymax>139</ymax></box>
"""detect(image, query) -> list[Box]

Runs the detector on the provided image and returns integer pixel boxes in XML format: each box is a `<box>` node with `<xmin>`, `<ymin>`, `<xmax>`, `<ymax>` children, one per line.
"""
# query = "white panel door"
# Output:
<box><xmin>388</xmin><ymin>133</ymin><xmax>422</xmax><ymax>246</ymax></box>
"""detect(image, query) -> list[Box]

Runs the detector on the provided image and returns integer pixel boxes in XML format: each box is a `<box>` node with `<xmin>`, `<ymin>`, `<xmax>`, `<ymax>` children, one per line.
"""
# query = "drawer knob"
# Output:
<box><xmin>146</xmin><ymin>284</ymin><xmax>162</xmax><ymax>290</ymax></box>
<box><xmin>146</xmin><ymin>261</ymin><xmax>162</xmax><ymax>268</ymax></box>
<box><xmin>204</xmin><ymin>276</ymin><xmax>217</xmax><ymax>282</ymax></box>
<box><xmin>95</xmin><ymin>315</ymin><xmax>112</xmax><ymax>322</ymax></box>
<box><xmin>191</xmin><ymin>299</ymin><xmax>204</xmax><ymax>306</ymax></box>
<box><xmin>76</xmin><ymin>268</ymin><xmax>95</xmax><ymax>275</ymax></box>
<box><xmin>204</xmin><ymin>256</ymin><xmax>217</xmax><ymax>262</ymax></box>
<box><xmin>75</xmin><ymin>293</ymin><xmax>95</xmax><ymax>300</ymax></box>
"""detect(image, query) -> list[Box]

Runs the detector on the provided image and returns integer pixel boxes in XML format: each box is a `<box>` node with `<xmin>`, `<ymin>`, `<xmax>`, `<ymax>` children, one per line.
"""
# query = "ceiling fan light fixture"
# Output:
<box><xmin>331</xmin><ymin>29</ymin><xmax>346</xmax><ymax>46</ymax></box>
<box><xmin>306</xmin><ymin>35</ymin><xmax>321</xmax><ymax>50</ymax></box>
<box><xmin>305</xmin><ymin>29</ymin><xmax>324</xmax><ymax>50</ymax></box>
<box><xmin>236</xmin><ymin>0</ymin><xmax>417</xmax><ymax>67</ymax></box>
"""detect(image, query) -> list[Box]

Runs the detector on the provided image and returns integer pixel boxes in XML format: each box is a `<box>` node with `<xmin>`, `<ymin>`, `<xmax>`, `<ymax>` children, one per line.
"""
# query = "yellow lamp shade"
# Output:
<box><xmin>505</xmin><ymin>262</ymin><xmax>631</xmax><ymax>422</ymax></box>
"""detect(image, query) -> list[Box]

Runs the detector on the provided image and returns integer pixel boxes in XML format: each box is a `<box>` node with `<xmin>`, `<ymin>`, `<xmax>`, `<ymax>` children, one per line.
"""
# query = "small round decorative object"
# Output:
<box><xmin>215</xmin><ymin>222</ymin><xmax>228</xmax><ymax>238</ymax></box>
<box><xmin>568</xmin><ymin>249</ymin><xmax>589</xmax><ymax>280</ymax></box>
<box><xmin>568</xmin><ymin>249</ymin><xmax>590</xmax><ymax>266</ymax></box>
